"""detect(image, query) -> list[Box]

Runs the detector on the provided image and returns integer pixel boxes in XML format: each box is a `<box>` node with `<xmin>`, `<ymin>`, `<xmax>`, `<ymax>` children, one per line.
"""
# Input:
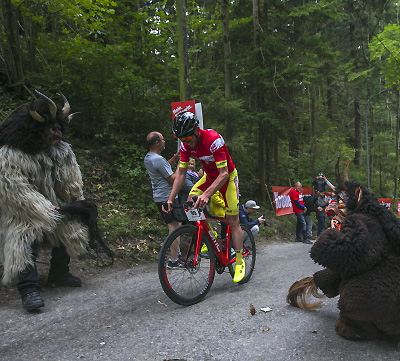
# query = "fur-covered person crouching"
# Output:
<box><xmin>287</xmin><ymin>159</ymin><xmax>400</xmax><ymax>343</ymax></box>
<box><xmin>0</xmin><ymin>90</ymin><xmax>90</xmax><ymax>311</ymax></box>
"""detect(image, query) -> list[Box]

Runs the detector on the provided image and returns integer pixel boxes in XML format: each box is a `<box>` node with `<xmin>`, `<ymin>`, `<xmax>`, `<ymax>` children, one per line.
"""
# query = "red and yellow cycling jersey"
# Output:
<box><xmin>179</xmin><ymin>128</ymin><xmax>235</xmax><ymax>177</ymax></box>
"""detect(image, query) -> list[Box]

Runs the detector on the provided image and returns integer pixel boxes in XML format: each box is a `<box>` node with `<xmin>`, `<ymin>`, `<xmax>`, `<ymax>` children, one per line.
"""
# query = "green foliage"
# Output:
<box><xmin>370</xmin><ymin>24</ymin><xmax>400</xmax><ymax>87</ymax></box>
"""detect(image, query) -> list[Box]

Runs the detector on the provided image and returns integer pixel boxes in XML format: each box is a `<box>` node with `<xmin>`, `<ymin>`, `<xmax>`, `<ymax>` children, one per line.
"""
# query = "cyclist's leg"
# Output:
<box><xmin>223</xmin><ymin>169</ymin><xmax>242</xmax><ymax>250</ymax></box>
<box><xmin>226</xmin><ymin>214</ymin><xmax>242</xmax><ymax>251</ymax></box>
<box><xmin>223</xmin><ymin>169</ymin><xmax>245</xmax><ymax>282</ymax></box>
<box><xmin>188</xmin><ymin>173</ymin><xmax>208</xmax><ymax>199</ymax></box>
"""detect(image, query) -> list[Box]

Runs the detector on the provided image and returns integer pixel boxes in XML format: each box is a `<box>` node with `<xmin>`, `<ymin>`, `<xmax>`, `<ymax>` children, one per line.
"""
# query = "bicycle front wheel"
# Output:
<box><xmin>158</xmin><ymin>225</ymin><xmax>216</xmax><ymax>306</ymax></box>
<box><xmin>228</xmin><ymin>224</ymin><xmax>256</xmax><ymax>284</ymax></box>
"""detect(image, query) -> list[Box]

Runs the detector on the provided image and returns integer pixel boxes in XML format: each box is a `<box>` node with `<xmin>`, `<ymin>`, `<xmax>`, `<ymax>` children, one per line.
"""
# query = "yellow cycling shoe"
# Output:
<box><xmin>233</xmin><ymin>261</ymin><xmax>245</xmax><ymax>283</ymax></box>
<box><xmin>201</xmin><ymin>244</ymin><xmax>208</xmax><ymax>253</ymax></box>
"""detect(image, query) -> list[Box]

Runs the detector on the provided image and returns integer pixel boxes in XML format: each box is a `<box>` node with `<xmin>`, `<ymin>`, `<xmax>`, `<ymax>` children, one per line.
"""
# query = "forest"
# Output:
<box><xmin>1</xmin><ymin>0</ymin><xmax>400</xmax><ymax>255</ymax></box>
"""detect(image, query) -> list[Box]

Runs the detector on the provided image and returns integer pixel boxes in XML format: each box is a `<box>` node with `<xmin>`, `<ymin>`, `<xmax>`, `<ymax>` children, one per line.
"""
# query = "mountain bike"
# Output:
<box><xmin>158</xmin><ymin>201</ymin><xmax>256</xmax><ymax>306</ymax></box>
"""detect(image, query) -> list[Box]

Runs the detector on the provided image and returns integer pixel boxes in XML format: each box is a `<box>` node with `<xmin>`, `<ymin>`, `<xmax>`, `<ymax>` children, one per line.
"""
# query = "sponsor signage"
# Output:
<box><xmin>272</xmin><ymin>186</ymin><xmax>312</xmax><ymax>216</ymax></box>
<box><xmin>378</xmin><ymin>198</ymin><xmax>392</xmax><ymax>209</ymax></box>
<box><xmin>171</xmin><ymin>100</ymin><xmax>196</xmax><ymax>120</ymax></box>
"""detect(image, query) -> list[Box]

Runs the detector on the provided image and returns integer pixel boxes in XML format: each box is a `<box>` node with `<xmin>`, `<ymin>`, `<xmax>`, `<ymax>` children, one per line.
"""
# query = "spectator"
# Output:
<box><xmin>144</xmin><ymin>131</ymin><xmax>192</xmax><ymax>267</ymax></box>
<box><xmin>197</xmin><ymin>168</ymin><xmax>204</xmax><ymax>178</ymax></box>
<box><xmin>239</xmin><ymin>200</ymin><xmax>266</xmax><ymax>243</ymax></box>
<box><xmin>186</xmin><ymin>157</ymin><xmax>200</xmax><ymax>184</ymax></box>
<box><xmin>326</xmin><ymin>192</ymin><xmax>336</xmax><ymax>223</ymax></box>
<box><xmin>303</xmin><ymin>192</ymin><xmax>317</xmax><ymax>241</ymax></box>
<box><xmin>315</xmin><ymin>191</ymin><xmax>329</xmax><ymax>236</ymax></box>
<box><xmin>0</xmin><ymin>91</ymin><xmax>89</xmax><ymax>311</ymax></box>
<box><xmin>289</xmin><ymin>182</ymin><xmax>312</xmax><ymax>244</ymax></box>
<box><xmin>312</xmin><ymin>173</ymin><xmax>336</xmax><ymax>193</ymax></box>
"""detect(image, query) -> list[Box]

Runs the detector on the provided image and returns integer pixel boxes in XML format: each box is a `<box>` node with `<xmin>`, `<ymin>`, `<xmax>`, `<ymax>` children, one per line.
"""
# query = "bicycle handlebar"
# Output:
<box><xmin>185</xmin><ymin>196</ymin><xmax>218</xmax><ymax>220</ymax></box>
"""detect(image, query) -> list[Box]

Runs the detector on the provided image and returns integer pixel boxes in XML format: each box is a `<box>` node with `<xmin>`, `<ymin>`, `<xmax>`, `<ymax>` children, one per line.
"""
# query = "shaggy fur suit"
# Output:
<box><xmin>288</xmin><ymin>179</ymin><xmax>400</xmax><ymax>342</ymax></box>
<box><xmin>0</xmin><ymin>141</ymin><xmax>89</xmax><ymax>285</ymax></box>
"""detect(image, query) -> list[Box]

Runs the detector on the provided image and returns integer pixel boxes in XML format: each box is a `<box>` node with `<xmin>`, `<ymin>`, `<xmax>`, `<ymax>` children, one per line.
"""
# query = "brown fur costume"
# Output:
<box><xmin>0</xmin><ymin>92</ymin><xmax>90</xmax><ymax>285</ymax></box>
<box><xmin>287</xmin><ymin>161</ymin><xmax>400</xmax><ymax>342</ymax></box>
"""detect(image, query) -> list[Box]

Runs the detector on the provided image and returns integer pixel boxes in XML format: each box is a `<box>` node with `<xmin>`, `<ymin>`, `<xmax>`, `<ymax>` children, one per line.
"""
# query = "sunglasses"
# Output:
<box><xmin>180</xmin><ymin>135</ymin><xmax>194</xmax><ymax>142</ymax></box>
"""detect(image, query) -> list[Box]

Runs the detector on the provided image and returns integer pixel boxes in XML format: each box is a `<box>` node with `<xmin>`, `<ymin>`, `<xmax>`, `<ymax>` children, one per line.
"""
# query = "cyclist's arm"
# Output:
<box><xmin>194</xmin><ymin>166</ymin><xmax>229</xmax><ymax>209</ymax></box>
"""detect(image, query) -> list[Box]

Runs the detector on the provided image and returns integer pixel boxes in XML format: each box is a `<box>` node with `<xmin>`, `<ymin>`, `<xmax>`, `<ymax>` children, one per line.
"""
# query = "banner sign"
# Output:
<box><xmin>378</xmin><ymin>198</ymin><xmax>392</xmax><ymax>209</ymax></box>
<box><xmin>272</xmin><ymin>189</ymin><xmax>397</xmax><ymax>216</ymax></box>
<box><xmin>272</xmin><ymin>186</ymin><xmax>312</xmax><ymax>216</ymax></box>
<box><xmin>171</xmin><ymin>100</ymin><xmax>196</xmax><ymax>120</ymax></box>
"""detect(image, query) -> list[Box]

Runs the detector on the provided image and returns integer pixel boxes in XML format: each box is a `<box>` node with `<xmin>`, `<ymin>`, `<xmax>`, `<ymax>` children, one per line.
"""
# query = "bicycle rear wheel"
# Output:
<box><xmin>228</xmin><ymin>224</ymin><xmax>256</xmax><ymax>284</ymax></box>
<box><xmin>158</xmin><ymin>225</ymin><xmax>216</xmax><ymax>306</ymax></box>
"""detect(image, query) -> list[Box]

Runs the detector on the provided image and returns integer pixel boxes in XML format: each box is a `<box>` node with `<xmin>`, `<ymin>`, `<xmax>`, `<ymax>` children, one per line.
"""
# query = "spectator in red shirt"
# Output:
<box><xmin>289</xmin><ymin>182</ymin><xmax>312</xmax><ymax>244</ymax></box>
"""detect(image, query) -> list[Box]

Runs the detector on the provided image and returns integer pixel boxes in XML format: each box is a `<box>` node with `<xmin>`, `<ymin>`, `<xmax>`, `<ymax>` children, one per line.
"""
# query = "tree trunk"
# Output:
<box><xmin>349</xmin><ymin>21</ymin><xmax>362</xmax><ymax>165</ymax></box>
<box><xmin>310</xmin><ymin>86</ymin><xmax>317</xmax><ymax>177</ymax></box>
<box><xmin>24</xmin><ymin>2</ymin><xmax>36</xmax><ymax>73</ymax></box>
<box><xmin>369</xmin><ymin>101</ymin><xmax>374</xmax><ymax>187</ymax></box>
<box><xmin>287</xmin><ymin>101</ymin><xmax>298</xmax><ymax>158</ymax></box>
<box><xmin>0</xmin><ymin>0</ymin><xmax>25</xmax><ymax>97</ymax></box>
<box><xmin>253</xmin><ymin>0</ymin><xmax>266</xmax><ymax>201</ymax></box>
<box><xmin>272</xmin><ymin>129</ymin><xmax>279</xmax><ymax>185</ymax></box>
<box><xmin>354</xmin><ymin>98</ymin><xmax>363</xmax><ymax>165</ymax></box>
<box><xmin>176</xmin><ymin>0</ymin><xmax>189</xmax><ymax>101</ymax></box>
<box><xmin>326</xmin><ymin>76</ymin><xmax>334</xmax><ymax>122</ymax></box>
<box><xmin>219</xmin><ymin>0</ymin><xmax>232</xmax><ymax>140</ymax></box>
<box><xmin>393</xmin><ymin>89</ymin><xmax>400</xmax><ymax>213</ymax></box>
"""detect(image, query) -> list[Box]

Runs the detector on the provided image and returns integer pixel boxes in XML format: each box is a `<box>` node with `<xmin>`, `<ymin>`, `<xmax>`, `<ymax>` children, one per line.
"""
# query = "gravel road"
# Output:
<box><xmin>1</xmin><ymin>241</ymin><xmax>399</xmax><ymax>361</ymax></box>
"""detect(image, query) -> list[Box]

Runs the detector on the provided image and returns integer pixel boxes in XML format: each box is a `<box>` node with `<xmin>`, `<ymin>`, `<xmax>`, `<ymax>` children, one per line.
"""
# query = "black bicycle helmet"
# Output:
<box><xmin>172</xmin><ymin>111</ymin><xmax>199</xmax><ymax>138</ymax></box>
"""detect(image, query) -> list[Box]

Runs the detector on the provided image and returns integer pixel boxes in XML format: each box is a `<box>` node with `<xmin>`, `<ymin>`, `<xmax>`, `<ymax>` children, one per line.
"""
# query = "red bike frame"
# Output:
<box><xmin>191</xmin><ymin>216</ymin><xmax>235</xmax><ymax>267</ymax></box>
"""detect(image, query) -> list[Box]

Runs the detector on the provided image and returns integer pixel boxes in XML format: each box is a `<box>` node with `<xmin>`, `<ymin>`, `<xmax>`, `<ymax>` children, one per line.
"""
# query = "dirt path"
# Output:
<box><xmin>0</xmin><ymin>242</ymin><xmax>398</xmax><ymax>361</ymax></box>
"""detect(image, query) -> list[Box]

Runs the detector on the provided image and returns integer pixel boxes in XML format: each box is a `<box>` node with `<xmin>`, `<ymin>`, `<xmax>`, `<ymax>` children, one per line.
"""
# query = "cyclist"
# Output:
<box><xmin>164</xmin><ymin>111</ymin><xmax>245</xmax><ymax>283</ymax></box>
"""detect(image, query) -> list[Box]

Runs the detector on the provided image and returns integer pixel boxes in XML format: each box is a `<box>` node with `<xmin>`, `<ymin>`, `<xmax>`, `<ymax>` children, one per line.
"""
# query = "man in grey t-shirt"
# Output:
<box><xmin>145</xmin><ymin>131</ymin><xmax>190</xmax><ymax>268</ymax></box>
<box><xmin>144</xmin><ymin>131</ymin><xmax>179</xmax><ymax>221</ymax></box>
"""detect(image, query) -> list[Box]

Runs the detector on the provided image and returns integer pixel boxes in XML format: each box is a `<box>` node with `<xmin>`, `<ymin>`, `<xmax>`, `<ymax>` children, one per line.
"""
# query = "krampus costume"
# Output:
<box><xmin>287</xmin><ymin>159</ymin><xmax>400</xmax><ymax>342</ymax></box>
<box><xmin>0</xmin><ymin>91</ymin><xmax>90</xmax><ymax>311</ymax></box>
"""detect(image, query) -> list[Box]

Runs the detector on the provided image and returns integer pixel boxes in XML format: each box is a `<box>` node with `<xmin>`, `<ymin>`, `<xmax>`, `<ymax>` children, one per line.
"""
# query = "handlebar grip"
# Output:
<box><xmin>184</xmin><ymin>196</ymin><xmax>198</xmax><ymax>209</ymax></box>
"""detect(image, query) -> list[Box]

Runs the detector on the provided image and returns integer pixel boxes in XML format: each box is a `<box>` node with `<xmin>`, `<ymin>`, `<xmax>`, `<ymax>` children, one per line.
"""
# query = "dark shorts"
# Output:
<box><xmin>156</xmin><ymin>202</ymin><xmax>178</xmax><ymax>224</ymax></box>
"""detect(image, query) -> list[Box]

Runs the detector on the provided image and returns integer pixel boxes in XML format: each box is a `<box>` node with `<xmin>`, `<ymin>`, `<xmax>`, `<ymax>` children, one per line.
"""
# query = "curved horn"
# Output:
<box><xmin>59</xmin><ymin>92</ymin><xmax>70</xmax><ymax>117</ymax></box>
<box><xmin>335</xmin><ymin>157</ymin><xmax>346</xmax><ymax>189</ymax></box>
<box><xmin>355</xmin><ymin>187</ymin><xmax>362</xmax><ymax>209</ymax></box>
<box><xmin>34</xmin><ymin>89</ymin><xmax>57</xmax><ymax>119</ymax></box>
<box><xmin>343</xmin><ymin>159</ymin><xmax>351</xmax><ymax>182</ymax></box>
<box><xmin>29</xmin><ymin>109</ymin><xmax>45</xmax><ymax>123</ymax></box>
<box><xmin>67</xmin><ymin>112</ymin><xmax>80</xmax><ymax>123</ymax></box>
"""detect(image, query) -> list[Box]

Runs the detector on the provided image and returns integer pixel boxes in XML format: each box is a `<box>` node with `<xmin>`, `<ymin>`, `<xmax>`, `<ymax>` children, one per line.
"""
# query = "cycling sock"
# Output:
<box><xmin>235</xmin><ymin>250</ymin><xmax>243</xmax><ymax>264</ymax></box>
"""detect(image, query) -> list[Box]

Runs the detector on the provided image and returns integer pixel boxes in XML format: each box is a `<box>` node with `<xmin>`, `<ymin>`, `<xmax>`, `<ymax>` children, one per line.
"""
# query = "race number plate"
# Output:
<box><xmin>184</xmin><ymin>207</ymin><xmax>206</xmax><ymax>221</ymax></box>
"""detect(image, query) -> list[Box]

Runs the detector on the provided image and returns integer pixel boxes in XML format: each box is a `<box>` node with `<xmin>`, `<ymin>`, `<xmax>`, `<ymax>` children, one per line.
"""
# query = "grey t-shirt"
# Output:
<box><xmin>144</xmin><ymin>152</ymin><xmax>174</xmax><ymax>202</ymax></box>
